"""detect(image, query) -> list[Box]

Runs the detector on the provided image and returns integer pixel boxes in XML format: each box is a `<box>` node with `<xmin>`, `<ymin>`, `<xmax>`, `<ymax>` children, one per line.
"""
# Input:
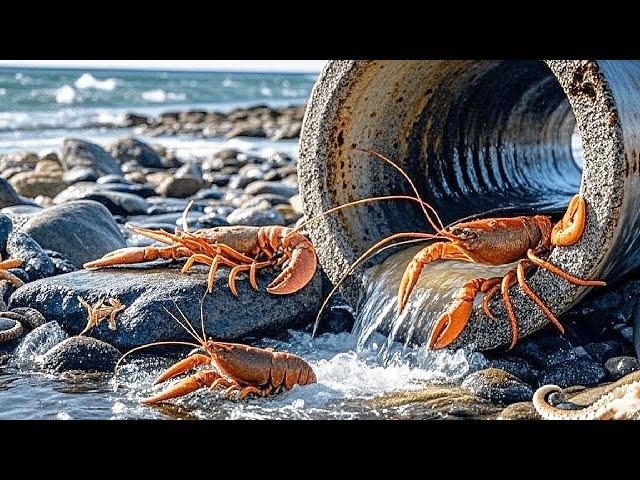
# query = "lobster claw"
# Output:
<box><xmin>152</xmin><ymin>353</ymin><xmax>211</xmax><ymax>385</ymax></box>
<box><xmin>140</xmin><ymin>370</ymin><xmax>221</xmax><ymax>405</ymax></box>
<box><xmin>266</xmin><ymin>243</ymin><xmax>317</xmax><ymax>295</ymax></box>
<box><xmin>428</xmin><ymin>278</ymin><xmax>483</xmax><ymax>349</ymax></box>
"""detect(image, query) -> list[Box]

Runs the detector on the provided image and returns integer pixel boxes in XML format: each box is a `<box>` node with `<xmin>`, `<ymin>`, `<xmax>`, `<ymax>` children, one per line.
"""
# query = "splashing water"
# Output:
<box><xmin>354</xmin><ymin>244</ymin><xmax>516</xmax><ymax>356</ymax></box>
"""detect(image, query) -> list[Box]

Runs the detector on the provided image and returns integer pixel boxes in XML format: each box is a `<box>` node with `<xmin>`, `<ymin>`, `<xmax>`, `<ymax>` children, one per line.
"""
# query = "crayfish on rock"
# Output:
<box><xmin>83</xmin><ymin>202</ymin><xmax>317</xmax><ymax>297</ymax></box>
<box><xmin>312</xmin><ymin>149</ymin><xmax>606</xmax><ymax>351</ymax></box>
<box><xmin>116</xmin><ymin>304</ymin><xmax>316</xmax><ymax>404</ymax></box>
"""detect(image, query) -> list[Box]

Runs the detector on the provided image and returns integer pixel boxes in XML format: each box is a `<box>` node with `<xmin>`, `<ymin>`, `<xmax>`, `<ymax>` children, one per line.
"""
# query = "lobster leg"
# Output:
<box><xmin>228</xmin><ymin>261</ymin><xmax>273</xmax><ymax>297</ymax></box>
<box><xmin>481</xmin><ymin>279</ymin><xmax>503</xmax><ymax>321</ymax></box>
<box><xmin>140</xmin><ymin>370</ymin><xmax>221</xmax><ymax>405</ymax></box>
<box><xmin>516</xmin><ymin>260</ymin><xmax>565</xmax><ymax>334</ymax></box>
<box><xmin>0</xmin><ymin>269</ymin><xmax>23</xmax><ymax>287</ymax></box>
<box><xmin>398</xmin><ymin>242</ymin><xmax>475</xmax><ymax>313</ymax></box>
<box><xmin>526</xmin><ymin>249</ymin><xmax>606</xmax><ymax>287</ymax></box>
<box><xmin>500</xmin><ymin>269</ymin><xmax>520</xmax><ymax>349</ymax></box>
<box><xmin>83</xmin><ymin>245</ymin><xmax>192</xmax><ymax>269</ymax></box>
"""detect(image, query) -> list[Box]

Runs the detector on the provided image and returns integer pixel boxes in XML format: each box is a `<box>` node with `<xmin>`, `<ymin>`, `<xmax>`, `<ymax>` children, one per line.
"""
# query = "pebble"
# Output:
<box><xmin>5</xmin><ymin>232</ymin><xmax>55</xmax><ymax>281</ymax></box>
<box><xmin>604</xmin><ymin>356</ymin><xmax>640</xmax><ymax>381</ymax></box>
<box><xmin>226</xmin><ymin>202</ymin><xmax>286</xmax><ymax>226</ymax></box>
<box><xmin>156</xmin><ymin>176</ymin><xmax>202</xmax><ymax>198</ymax></box>
<box><xmin>41</xmin><ymin>336</ymin><xmax>121</xmax><ymax>373</ymax></box>
<box><xmin>540</xmin><ymin>358</ymin><xmax>607</xmax><ymax>388</ymax></box>
<box><xmin>244</xmin><ymin>180</ymin><xmax>298</xmax><ymax>198</ymax></box>
<box><xmin>461</xmin><ymin>368</ymin><xmax>533</xmax><ymax>404</ymax></box>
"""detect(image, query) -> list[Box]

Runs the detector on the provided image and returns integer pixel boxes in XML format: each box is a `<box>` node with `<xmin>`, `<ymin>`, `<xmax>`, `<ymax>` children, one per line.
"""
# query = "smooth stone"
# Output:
<box><xmin>196</xmin><ymin>213</ymin><xmax>230</xmax><ymax>228</ymax></box>
<box><xmin>62</xmin><ymin>167</ymin><xmax>99</xmax><ymax>184</ymax></box>
<box><xmin>225</xmin><ymin>122</ymin><xmax>266</xmax><ymax>139</ymax></box>
<box><xmin>176</xmin><ymin>162</ymin><xmax>203</xmax><ymax>180</ymax></box>
<box><xmin>97</xmin><ymin>183</ymin><xmax>157</xmax><ymax>199</ymax></box>
<box><xmin>204</xmin><ymin>172</ymin><xmax>230</xmax><ymax>187</ymax></box>
<box><xmin>61</xmin><ymin>139</ymin><xmax>121</xmax><ymax>176</ymax></box>
<box><xmin>0</xmin><ymin>178</ymin><xmax>37</xmax><ymax>209</ymax></box>
<box><xmin>604</xmin><ymin>356</ymin><xmax>640</xmax><ymax>381</ymax></box>
<box><xmin>9</xmin><ymin>171</ymin><xmax>67</xmax><ymax>199</ymax></box>
<box><xmin>0</xmin><ymin>214</ymin><xmax>12</xmax><ymax>250</ymax></box>
<box><xmin>108</xmin><ymin>137</ymin><xmax>163</xmax><ymax>169</ymax></box>
<box><xmin>226</xmin><ymin>203</ymin><xmax>286</xmax><ymax>227</ymax></box>
<box><xmin>97</xmin><ymin>174</ymin><xmax>131</xmax><ymax>185</ymax></box>
<box><xmin>54</xmin><ymin>185</ymin><xmax>149</xmax><ymax>216</ymax></box>
<box><xmin>10</xmin><ymin>265</ymin><xmax>323</xmax><ymax>351</ymax></box>
<box><xmin>193</xmin><ymin>187</ymin><xmax>222</xmax><ymax>200</ymax></box>
<box><xmin>242</xmin><ymin>193</ymin><xmax>291</xmax><ymax>208</ymax></box>
<box><xmin>540</xmin><ymin>358</ymin><xmax>607</xmax><ymax>388</ymax></box>
<box><xmin>156</xmin><ymin>176</ymin><xmax>202</xmax><ymax>198</ymax></box>
<box><xmin>244</xmin><ymin>180</ymin><xmax>298</xmax><ymax>198</ymax></box>
<box><xmin>11</xmin><ymin>321</ymin><xmax>68</xmax><ymax>368</ymax></box>
<box><xmin>0</xmin><ymin>151</ymin><xmax>39</xmax><ymax>171</ymax></box>
<box><xmin>484</xmin><ymin>357</ymin><xmax>540</xmax><ymax>386</ymax></box>
<box><xmin>41</xmin><ymin>336</ymin><xmax>121</xmax><ymax>373</ymax></box>
<box><xmin>5</xmin><ymin>232</ymin><xmax>55</xmax><ymax>281</ymax></box>
<box><xmin>497</xmin><ymin>402</ymin><xmax>540</xmax><ymax>420</ymax></box>
<box><xmin>123</xmin><ymin>113</ymin><xmax>149</xmax><ymax>127</ymax></box>
<box><xmin>227</xmin><ymin>175</ymin><xmax>256</xmax><ymax>189</ymax></box>
<box><xmin>461</xmin><ymin>368</ymin><xmax>534</xmax><ymax>404</ymax></box>
<box><xmin>19</xmin><ymin>201</ymin><xmax>125</xmax><ymax>267</ymax></box>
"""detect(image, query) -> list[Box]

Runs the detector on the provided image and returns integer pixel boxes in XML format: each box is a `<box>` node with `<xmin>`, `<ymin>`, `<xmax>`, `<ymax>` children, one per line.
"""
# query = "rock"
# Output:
<box><xmin>226</xmin><ymin>202</ymin><xmax>286</xmax><ymax>226</ymax></box>
<box><xmin>123</xmin><ymin>113</ymin><xmax>149</xmax><ymax>127</ymax></box>
<box><xmin>484</xmin><ymin>357</ymin><xmax>539</xmax><ymax>386</ymax></box>
<box><xmin>604</xmin><ymin>356</ymin><xmax>640</xmax><ymax>381</ymax></box>
<box><xmin>53</xmin><ymin>185</ymin><xmax>149</xmax><ymax>216</ymax></box>
<box><xmin>0</xmin><ymin>151</ymin><xmax>39</xmax><ymax>171</ymax></box>
<box><xmin>176</xmin><ymin>162</ymin><xmax>203</xmax><ymax>180</ymax></box>
<box><xmin>583</xmin><ymin>340</ymin><xmax>624</xmax><ymax>363</ymax></box>
<box><xmin>270</xmin><ymin>121</ymin><xmax>302</xmax><ymax>140</ymax></box>
<box><xmin>46</xmin><ymin>250</ymin><xmax>77</xmax><ymax>274</ymax></box>
<box><xmin>179</xmin><ymin>110</ymin><xmax>207</xmax><ymax>123</ymax></box>
<box><xmin>61</xmin><ymin>139</ymin><xmax>121</xmax><ymax>176</ymax></box>
<box><xmin>196</xmin><ymin>212</ymin><xmax>230</xmax><ymax>228</ymax></box>
<box><xmin>108</xmin><ymin>137</ymin><xmax>163</xmax><ymax>169</ymax></box>
<box><xmin>0</xmin><ymin>214</ymin><xmax>12</xmax><ymax>250</ymax></box>
<box><xmin>19</xmin><ymin>201</ymin><xmax>125</xmax><ymax>267</ymax></box>
<box><xmin>242</xmin><ymin>193</ymin><xmax>291</xmax><ymax>208</ymax></box>
<box><xmin>193</xmin><ymin>187</ymin><xmax>222</xmax><ymax>201</ymax></box>
<box><xmin>41</xmin><ymin>336</ymin><xmax>121</xmax><ymax>373</ymax></box>
<box><xmin>62</xmin><ymin>167</ymin><xmax>99</xmax><ymax>184</ymax></box>
<box><xmin>2</xmin><ymin>308</ymin><xmax>46</xmax><ymax>331</ymax></box>
<box><xmin>619</xmin><ymin>326</ymin><xmax>634</xmax><ymax>344</ymax></box>
<box><xmin>1</xmin><ymin>205</ymin><xmax>43</xmax><ymax>230</ymax></box>
<box><xmin>156</xmin><ymin>176</ymin><xmax>202</xmax><ymax>198</ymax></box>
<box><xmin>461</xmin><ymin>368</ymin><xmax>533</xmax><ymax>404</ymax></box>
<box><xmin>9</xmin><ymin>171</ymin><xmax>67</xmax><ymax>198</ymax></box>
<box><xmin>244</xmin><ymin>180</ymin><xmax>298</xmax><ymax>198</ymax></box>
<box><xmin>497</xmin><ymin>402</ymin><xmax>540</xmax><ymax>420</ymax></box>
<box><xmin>0</xmin><ymin>178</ymin><xmax>37</xmax><ymax>209</ymax></box>
<box><xmin>314</xmin><ymin>304</ymin><xmax>355</xmax><ymax>335</ymax></box>
<box><xmin>228</xmin><ymin>175</ymin><xmax>257</xmax><ymax>190</ymax></box>
<box><xmin>11</xmin><ymin>321</ymin><xmax>68</xmax><ymax>368</ymax></box>
<box><xmin>10</xmin><ymin>265</ymin><xmax>323</xmax><ymax>351</ymax></box>
<box><xmin>540</xmin><ymin>358</ymin><xmax>607</xmax><ymax>388</ymax></box>
<box><xmin>5</xmin><ymin>232</ymin><xmax>55</xmax><ymax>281</ymax></box>
<box><xmin>225</xmin><ymin>122</ymin><xmax>267</xmax><ymax>139</ymax></box>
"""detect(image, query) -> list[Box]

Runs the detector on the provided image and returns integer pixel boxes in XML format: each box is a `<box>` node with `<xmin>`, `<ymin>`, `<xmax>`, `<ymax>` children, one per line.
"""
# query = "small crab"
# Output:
<box><xmin>78</xmin><ymin>296</ymin><xmax>126</xmax><ymax>336</ymax></box>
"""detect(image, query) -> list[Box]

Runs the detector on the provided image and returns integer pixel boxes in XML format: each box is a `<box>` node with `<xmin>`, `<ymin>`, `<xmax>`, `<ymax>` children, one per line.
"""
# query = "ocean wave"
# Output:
<box><xmin>260</xmin><ymin>87</ymin><xmax>273</xmax><ymax>97</ymax></box>
<box><xmin>55</xmin><ymin>85</ymin><xmax>76</xmax><ymax>104</ymax></box>
<box><xmin>74</xmin><ymin>73</ymin><xmax>118</xmax><ymax>91</ymax></box>
<box><xmin>141</xmin><ymin>89</ymin><xmax>186</xmax><ymax>103</ymax></box>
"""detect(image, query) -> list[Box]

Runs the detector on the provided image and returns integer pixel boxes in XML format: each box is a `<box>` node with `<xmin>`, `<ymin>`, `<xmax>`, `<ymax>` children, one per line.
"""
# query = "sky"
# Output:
<box><xmin>0</xmin><ymin>60</ymin><xmax>327</xmax><ymax>73</ymax></box>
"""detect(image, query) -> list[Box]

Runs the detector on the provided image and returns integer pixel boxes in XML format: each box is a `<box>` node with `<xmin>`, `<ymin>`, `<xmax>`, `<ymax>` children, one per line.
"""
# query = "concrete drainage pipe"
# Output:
<box><xmin>298</xmin><ymin>60</ymin><xmax>640</xmax><ymax>351</ymax></box>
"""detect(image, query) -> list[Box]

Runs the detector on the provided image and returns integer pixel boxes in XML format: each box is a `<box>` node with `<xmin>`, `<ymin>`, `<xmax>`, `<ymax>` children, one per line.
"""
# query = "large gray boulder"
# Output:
<box><xmin>9</xmin><ymin>264</ymin><xmax>322</xmax><ymax>351</ymax></box>
<box><xmin>19</xmin><ymin>200</ymin><xmax>126</xmax><ymax>267</ymax></box>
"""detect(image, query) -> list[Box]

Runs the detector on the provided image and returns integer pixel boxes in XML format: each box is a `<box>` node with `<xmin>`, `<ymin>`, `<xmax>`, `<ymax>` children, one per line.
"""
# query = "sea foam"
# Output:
<box><xmin>74</xmin><ymin>73</ymin><xmax>117</xmax><ymax>91</ymax></box>
<box><xmin>55</xmin><ymin>85</ymin><xmax>76</xmax><ymax>104</ymax></box>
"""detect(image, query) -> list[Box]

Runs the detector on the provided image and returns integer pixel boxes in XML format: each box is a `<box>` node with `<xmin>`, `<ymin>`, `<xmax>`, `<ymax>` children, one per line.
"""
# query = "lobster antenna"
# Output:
<box><xmin>166</xmin><ymin>303</ymin><xmax>203</xmax><ymax>344</ymax></box>
<box><xmin>312</xmin><ymin>231</ymin><xmax>444</xmax><ymax>337</ymax></box>
<box><xmin>356</xmin><ymin>148</ymin><xmax>445</xmax><ymax>233</ymax></box>
<box><xmin>289</xmin><ymin>195</ymin><xmax>437</xmax><ymax>235</ymax></box>
<box><xmin>181</xmin><ymin>200</ymin><xmax>194</xmax><ymax>234</ymax></box>
<box><xmin>114</xmin><ymin>340</ymin><xmax>201</xmax><ymax>389</ymax></box>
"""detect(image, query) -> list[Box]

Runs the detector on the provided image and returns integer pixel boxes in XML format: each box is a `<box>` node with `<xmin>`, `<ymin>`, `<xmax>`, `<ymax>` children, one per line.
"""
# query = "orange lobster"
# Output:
<box><xmin>311</xmin><ymin>149</ymin><xmax>606</xmax><ymax>351</ymax></box>
<box><xmin>83</xmin><ymin>204</ymin><xmax>317</xmax><ymax>297</ymax></box>
<box><xmin>116</xmin><ymin>305</ymin><xmax>316</xmax><ymax>404</ymax></box>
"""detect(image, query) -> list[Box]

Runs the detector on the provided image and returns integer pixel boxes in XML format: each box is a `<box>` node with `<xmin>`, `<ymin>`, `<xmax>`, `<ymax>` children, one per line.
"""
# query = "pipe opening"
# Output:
<box><xmin>331</xmin><ymin>61</ymin><xmax>583</xmax><ymax>254</ymax></box>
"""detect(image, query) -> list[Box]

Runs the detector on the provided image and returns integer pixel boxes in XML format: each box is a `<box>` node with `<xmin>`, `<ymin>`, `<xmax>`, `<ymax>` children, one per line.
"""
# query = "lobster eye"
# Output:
<box><xmin>454</xmin><ymin>228</ymin><xmax>476</xmax><ymax>240</ymax></box>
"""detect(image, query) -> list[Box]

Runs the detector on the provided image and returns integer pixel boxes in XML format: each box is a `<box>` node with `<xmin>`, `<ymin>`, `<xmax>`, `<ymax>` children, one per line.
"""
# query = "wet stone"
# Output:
<box><xmin>483</xmin><ymin>357</ymin><xmax>540</xmax><ymax>386</ymax></box>
<box><xmin>461</xmin><ymin>368</ymin><xmax>534</xmax><ymax>404</ymax></box>
<box><xmin>604</xmin><ymin>356</ymin><xmax>640</xmax><ymax>381</ymax></box>
<box><xmin>9</xmin><ymin>265</ymin><xmax>323</xmax><ymax>351</ymax></box>
<box><xmin>61</xmin><ymin>139</ymin><xmax>122</xmax><ymax>176</ymax></box>
<box><xmin>0</xmin><ymin>214</ymin><xmax>12</xmax><ymax>249</ymax></box>
<box><xmin>5</xmin><ymin>232</ymin><xmax>55</xmax><ymax>281</ymax></box>
<box><xmin>11</xmin><ymin>321</ymin><xmax>68</xmax><ymax>369</ymax></box>
<box><xmin>0</xmin><ymin>178</ymin><xmax>37</xmax><ymax>210</ymax></box>
<box><xmin>540</xmin><ymin>358</ymin><xmax>607</xmax><ymax>388</ymax></box>
<box><xmin>583</xmin><ymin>340</ymin><xmax>624</xmax><ymax>363</ymax></box>
<box><xmin>62</xmin><ymin>167</ymin><xmax>99</xmax><ymax>184</ymax></box>
<box><xmin>41</xmin><ymin>336</ymin><xmax>121</xmax><ymax>373</ymax></box>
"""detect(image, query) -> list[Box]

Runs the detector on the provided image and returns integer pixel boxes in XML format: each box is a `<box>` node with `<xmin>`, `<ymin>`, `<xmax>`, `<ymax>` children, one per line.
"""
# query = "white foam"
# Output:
<box><xmin>142</xmin><ymin>89</ymin><xmax>167</xmax><ymax>102</ymax></box>
<box><xmin>0</xmin><ymin>88</ymin><xmax>6</xmax><ymax>95</ymax></box>
<box><xmin>74</xmin><ymin>73</ymin><xmax>118</xmax><ymax>91</ymax></box>
<box><xmin>260</xmin><ymin>87</ymin><xmax>273</xmax><ymax>97</ymax></box>
<box><xmin>56</xmin><ymin>412</ymin><xmax>73</xmax><ymax>420</ymax></box>
<box><xmin>55</xmin><ymin>85</ymin><xmax>76</xmax><ymax>104</ymax></box>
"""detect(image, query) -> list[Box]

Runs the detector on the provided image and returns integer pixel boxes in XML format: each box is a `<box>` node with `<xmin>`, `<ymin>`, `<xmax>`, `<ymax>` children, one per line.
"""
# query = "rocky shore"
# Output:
<box><xmin>0</xmin><ymin>113</ymin><xmax>639</xmax><ymax>419</ymax></box>
<box><xmin>122</xmin><ymin>103</ymin><xmax>307</xmax><ymax>140</ymax></box>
